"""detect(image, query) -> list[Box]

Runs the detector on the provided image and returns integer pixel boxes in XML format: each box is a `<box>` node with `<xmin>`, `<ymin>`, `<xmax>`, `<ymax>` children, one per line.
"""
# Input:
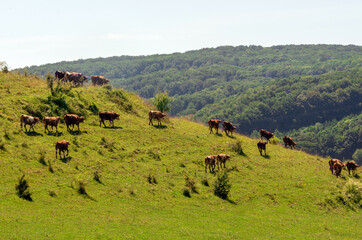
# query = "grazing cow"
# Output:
<box><xmin>99</xmin><ymin>111</ymin><xmax>120</xmax><ymax>127</ymax></box>
<box><xmin>257</xmin><ymin>141</ymin><xmax>268</xmax><ymax>156</ymax></box>
<box><xmin>20</xmin><ymin>115</ymin><xmax>40</xmax><ymax>132</ymax></box>
<box><xmin>328</xmin><ymin>159</ymin><xmax>342</xmax><ymax>174</ymax></box>
<box><xmin>63</xmin><ymin>114</ymin><xmax>85</xmax><ymax>131</ymax></box>
<box><xmin>223</xmin><ymin>121</ymin><xmax>236</xmax><ymax>136</ymax></box>
<box><xmin>42</xmin><ymin>117</ymin><xmax>61</xmax><ymax>133</ymax></box>
<box><xmin>283</xmin><ymin>136</ymin><xmax>297</xmax><ymax>149</ymax></box>
<box><xmin>333</xmin><ymin>161</ymin><xmax>344</xmax><ymax>178</ymax></box>
<box><xmin>208</xmin><ymin>119</ymin><xmax>221</xmax><ymax>134</ymax></box>
<box><xmin>64</xmin><ymin>72</ymin><xmax>88</xmax><ymax>87</ymax></box>
<box><xmin>148</xmin><ymin>110</ymin><xmax>166</xmax><ymax>126</ymax></box>
<box><xmin>91</xmin><ymin>75</ymin><xmax>110</xmax><ymax>86</ymax></box>
<box><xmin>260</xmin><ymin>129</ymin><xmax>274</xmax><ymax>143</ymax></box>
<box><xmin>345</xmin><ymin>161</ymin><xmax>360</xmax><ymax>175</ymax></box>
<box><xmin>205</xmin><ymin>155</ymin><xmax>217</xmax><ymax>173</ymax></box>
<box><xmin>54</xmin><ymin>70</ymin><xmax>66</xmax><ymax>80</ymax></box>
<box><xmin>217</xmin><ymin>154</ymin><xmax>231</xmax><ymax>169</ymax></box>
<box><xmin>55</xmin><ymin>140</ymin><xmax>70</xmax><ymax>159</ymax></box>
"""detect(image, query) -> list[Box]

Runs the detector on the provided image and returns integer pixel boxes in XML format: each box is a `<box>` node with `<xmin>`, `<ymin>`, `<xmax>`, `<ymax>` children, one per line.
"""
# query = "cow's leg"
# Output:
<box><xmin>77</xmin><ymin>123</ymin><xmax>80</xmax><ymax>132</ymax></box>
<box><xmin>66</xmin><ymin>148</ymin><xmax>69</xmax><ymax>156</ymax></box>
<box><xmin>259</xmin><ymin>148</ymin><xmax>262</xmax><ymax>156</ymax></box>
<box><xmin>216</xmin><ymin>127</ymin><xmax>218</xmax><ymax>134</ymax></box>
<box><xmin>56</xmin><ymin>149</ymin><xmax>58</xmax><ymax>159</ymax></box>
<box><xmin>205</xmin><ymin>164</ymin><xmax>207</xmax><ymax>173</ymax></box>
<box><xmin>348</xmin><ymin>169</ymin><xmax>350</xmax><ymax>175</ymax></box>
<box><xmin>209</xmin><ymin>127</ymin><xmax>212</xmax><ymax>134</ymax></box>
<box><xmin>223</xmin><ymin>162</ymin><xmax>226</xmax><ymax>168</ymax></box>
<box><xmin>149</xmin><ymin>118</ymin><xmax>153</xmax><ymax>126</ymax></box>
<box><xmin>109</xmin><ymin>120</ymin><xmax>113</xmax><ymax>127</ymax></box>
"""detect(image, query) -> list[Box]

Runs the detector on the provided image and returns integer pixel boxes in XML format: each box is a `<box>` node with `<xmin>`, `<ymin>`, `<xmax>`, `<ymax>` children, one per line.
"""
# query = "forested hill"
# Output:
<box><xmin>21</xmin><ymin>44</ymin><xmax>362</xmax><ymax>160</ymax></box>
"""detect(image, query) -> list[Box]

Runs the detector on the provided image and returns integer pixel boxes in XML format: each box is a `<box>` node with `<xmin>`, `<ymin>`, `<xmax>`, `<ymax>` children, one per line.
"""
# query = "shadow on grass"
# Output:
<box><xmin>68</xmin><ymin>130</ymin><xmax>88</xmax><ymax>135</ymax></box>
<box><xmin>60</xmin><ymin>156</ymin><xmax>72</xmax><ymax>163</ymax></box>
<box><xmin>24</xmin><ymin>131</ymin><xmax>43</xmax><ymax>137</ymax></box>
<box><xmin>215</xmin><ymin>133</ymin><xmax>223</xmax><ymax>137</ymax></box>
<box><xmin>152</xmin><ymin>125</ymin><xmax>167</xmax><ymax>129</ymax></box>
<box><xmin>262</xmin><ymin>154</ymin><xmax>270</xmax><ymax>159</ymax></box>
<box><xmin>226</xmin><ymin>198</ymin><xmax>237</xmax><ymax>205</ymax></box>
<box><xmin>102</xmin><ymin>126</ymin><xmax>123</xmax><ymax>129</ymax></box>
<box><xmin>46</xmin><ymin>132</ymin><xmax>63</xmax><ymax>137</ymax></box>
<box><xmin>226</xmin><ymin>135</ymin><xmax>236</xmax><ymax>139</ymax></box>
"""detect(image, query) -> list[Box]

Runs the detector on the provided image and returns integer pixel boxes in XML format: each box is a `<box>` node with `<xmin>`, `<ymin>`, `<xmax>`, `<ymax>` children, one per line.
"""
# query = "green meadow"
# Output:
<box><xmin>0</xmin><ymin>73</ymin><xmax>361</xmax><ymax>239</ymax></box>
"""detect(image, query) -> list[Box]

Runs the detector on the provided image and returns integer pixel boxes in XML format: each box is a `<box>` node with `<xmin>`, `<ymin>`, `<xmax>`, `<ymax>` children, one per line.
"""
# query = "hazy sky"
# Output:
<box><xmin>1</xmin><ymin>0</ymin><xmax>361</xmax><ymax>69</ymax></box>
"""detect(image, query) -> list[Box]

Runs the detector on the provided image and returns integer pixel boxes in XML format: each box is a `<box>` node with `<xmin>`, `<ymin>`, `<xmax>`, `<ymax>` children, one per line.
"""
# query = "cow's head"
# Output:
<box><xmin>83</xmin><ymin>76</ymin><xmax>89</xmax><ymax>82</ymax></box>
<box><xmin>65</xmin><ymin>141</ymin><xmax>70</xmax><ymax>146</ymax></box>
<box><xmin>79</xmin><ymin>116</ymin><xmax>85</xmax><ymax>123</ymax></box>
<box><xmin>34</xmin><ymin>117</ymin><xmax>40</xmax><ymax>123</ymax></box>
<box><xmin>115</xmin><ymin>113</ymin><xmax>120</xmax><ymax>120</ymax></box>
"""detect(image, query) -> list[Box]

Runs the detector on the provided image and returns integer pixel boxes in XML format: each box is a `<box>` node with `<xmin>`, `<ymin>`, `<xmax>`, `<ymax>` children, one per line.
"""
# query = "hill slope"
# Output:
<box><xmin>0</xmin><ymin>73</ymin><xmax>361</xmax><ymax>239</ymax></box>
<box><xmin>20</xmin><ymin>44</ymin><xmax>362</xmax><ymax>160</ymax></box>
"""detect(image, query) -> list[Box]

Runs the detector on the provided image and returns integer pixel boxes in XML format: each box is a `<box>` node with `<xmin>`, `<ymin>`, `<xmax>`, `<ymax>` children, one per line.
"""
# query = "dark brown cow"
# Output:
<box><xmin>91</xmin><ymin>75</ymin><xmax>110</xmax><ymax>86</ymax></box>
<box><xmin>345</xmin><ymin>161</ymin><xmax>360</xmax><ymax>175</ymax></box>
<box><xmin>208</xmin><ymin>119</ymin><xmax>221</xmax><ymax>134</ymax></box>
<box><xmin>42</xmin><ymin>117</ymin><xmax>61</xmax><ymax>133</ymax></box>
<box><xmin>257</xmin><ymin>141</ymin><xmax>268</xmax><ymax>156</ymax></box>
<box><xmin>148</xmin><ymin>111</ymin><xmax>166</xmax><ymax>126</ymax></box>
<box><xmin>20</xmin><ymin>115</ymin><xmax>40</xmax><ymax>132</ymax></box>
<box><xmin>99</xmin><ymin>111</ymin><xmax>120</xmax><ymax>127</ymax></box>
<box><xmin>328</xmin><ymin>159</ymin><xmax>342</xmax><ymax>174</ymax></box>
<box><xmin>260</xmin><ymin>129</ymin><xmax>274</xmax><ymax>143</ymax></box>
<box><xmin>64</xmin><ymin>72</ymin><xmax>88</xmax><ymax>87</ymax></box>
<box><xmin>217</xmin><ymin>154</ymin><xmax>231</xmax><ymax>169</ymax></box>
<box><xmin>283</xmin><ymin>136</ymin><xmax>297</xmax><ymax>149</ymax></box>
<box><xmin>205</xmin><ymin>155</ymin><xmax>217</xmax><ymax>173</ymax></box>
<box><xmin>55</xmin><ymin>140</ymin><xmax>70</xmax><ymax>159</ymax></box>
<box><xmin>55</xmin><ymin>70</ymin><xmax>66</xmax><ymax>80</ymax></box>
<box><xmin>333</xmin><ymin>161</ymin><xmax>344</xmax><ymax>178</ymax></box>
<box><xmin>63</xmin><ymin>114</ymin><xmax>85</xmax><ymax>131</ymax></box>
<box><xmin>223</xmin><ymin>121</ymin><xmax>236</xmax><ymax>136</ymax></box>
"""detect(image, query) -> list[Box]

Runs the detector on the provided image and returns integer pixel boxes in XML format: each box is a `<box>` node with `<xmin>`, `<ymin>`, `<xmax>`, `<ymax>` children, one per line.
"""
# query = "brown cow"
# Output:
<box><xmin>333</xmin><ymin>161</ymin><xmax>344</xmax><ymax>178</ymax></box>
<box><xmin>43</xmin><ymin>117</ymin><xmax>61</xmax><ymax>133</ymax></box>
<box><xmin>54</xmin><ymin>70</ymin><xmax>66</xmax><ymax>80</ymax></box>
<box><xmin>64</xmin><ymin>72</ymin><xmax>88</xmax><ymax>87</ymax></box>
<box><xmin>205</xmin><ymin>155</ymin><xmax>217</xmax><ymax>173</ymax></box>
<box><xmin>148</xmin><ymin>110</ymin><xmax>166</xmax><ymax>126</ymax></box>
<box><xmin>208</xmin><ymin>119</ymin><xmax>221</xmax><ymax>134</ymax></box>
<box><xmin>55</xmin><ymin>140</ymin><xmax>70</xmax><ymax>159</ymax></box>
<box><xmin>223</xmin><ymin>121</ymin><xmax>236</xmax><ymax>136</ymax></box>
<box><xmin>63</xmin><ymin>114</ymin><xmax>85</xmax><ymax>131</ymax></box>
<box><xmin>345</xmin><ymin>161</ymin><xmax>359</xmax><ymax>175</ymax></box>
<box><xmin>217</xmin><ymin>154</ymin><xmax>231</xmax><ymax>169</ymax></box>
<box><xmin>260</xmin><ymin>129</ymin><xmax>274</xmax><ymax>143</ymax></box>
<box><xmin>257</xmin><ymin>141</ymin><xmax>268</xmax><ymax>156</ymax></box>
<box><xmin>20</xmin><ymin>115</ymin><xmax>40</xmax><ymax>132</ymax></box>
<box><xmin>99</xmin><ymin>111</ymin><xmax>120</xmax><ymax>127</ymax></box>
<box><xmin>328</xmin><ymin>159</ymin><xmax>342</xmax><ymax>174</ymax></box>
<box><xmin>283</xmin><ymin>136</ymin><xmax>297</xmax><ymax>149</ymax></box>
<box><xmin>91</xmin><ymin>75</ymin><xmax>110</xmax><ymax>86</ymax></box>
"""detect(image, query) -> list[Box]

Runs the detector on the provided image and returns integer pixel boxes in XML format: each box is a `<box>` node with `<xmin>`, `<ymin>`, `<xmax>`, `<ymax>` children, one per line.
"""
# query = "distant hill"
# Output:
<box><xmin>19</xmin><ymin>44</ymin><xmax>362</xmax><ymax>160</ymax></box>
<box><xmin>0</xmin><ymin>72</ymin><xmax>361</xmax><ymax>239</ymax></box>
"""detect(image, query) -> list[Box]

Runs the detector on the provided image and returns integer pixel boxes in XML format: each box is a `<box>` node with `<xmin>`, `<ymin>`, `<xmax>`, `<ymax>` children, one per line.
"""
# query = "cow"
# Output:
<box><xmin>333</xmin><ymin>161</ymin><xmax>344</xmax><ymax>178</ymax></box>
<box><xmin>283</xmin><ymin>136</ymin><xmax>297</xmax><ymax>149</ymax></box>
<box><xmin>345</xmin><ymin>161</ymin><xmax>360</xmax><ymax>175</ymax></box>
<box><xmin>91</xmin><ymin>75</ymin><xmax>110</xmax><ymax>86</ymax></box>
<box><xmin>208</xmin><ymin>119</ymin><xmax>221</xmax><ymax>134</ymax></box>
<box><xmin>257</xmin><ymin>141</ymin><xmax>268</xmax><ymax>156</ymax></box>
<box><xmin>260</xmin><ymin>129</ymin><xmax>274</xmax><ymax>143</ymax></box>
<box><xmin>217</xmin><ymin>154</ymin><xmax>231</xmax><ymax>169</ymax></box>
<box><xmin>54</xmin><ymin>70</ymin><xmax>66</xmax><ymax>80</ymax></box>
<box><xmin>64</xmin><ymin>72</ymin><xmax>88</xmax><ymax>87</ymax></box>
<box><xmin>205</xmin><ymin>155</ymin><xmax>217</xmax><ymax>173</ymax></box>
<box><xmin>328</xmin><ymin>159</ymin><xmax>342</xmax><ymax>174</ymax></box>
<box><xmin>20</xmin><ymin>115</ymin><xmax>40</xmax><ymax>132</ymax></box>
<box><xmin>99</xmin><ymin>111</ymin><xmax>120</xmax><ymax>127</ymax></box>
<box><xmin>55</xmin><ymin>140</ymin><xmax>70</xmax><ymax>159</ymax></box>
<box><xmin>223</xmin><ymin>121</ymin><xmax>236</xmax><ymax>136</ymax></box>
<box><xmin>63</xmin><ymin>114</ymin><xmax>85</xmax><ymax>131</ymax></box>
<box><xmin>42</xmin><ymin>117</ymin><xmax>61</xmax><ymax>133</ymax></box>
<box><xmin>148</xmin><ymin>110</ymin><xmax>166</xmax><ymax>126</ymax></box>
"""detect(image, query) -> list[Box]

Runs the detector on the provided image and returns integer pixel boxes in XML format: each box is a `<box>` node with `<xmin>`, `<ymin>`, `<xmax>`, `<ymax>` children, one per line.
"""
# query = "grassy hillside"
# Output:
<box><xmin>0</xmin><ymin>72</ymin><xmax>361</xmax><ymax>239</ymax></box>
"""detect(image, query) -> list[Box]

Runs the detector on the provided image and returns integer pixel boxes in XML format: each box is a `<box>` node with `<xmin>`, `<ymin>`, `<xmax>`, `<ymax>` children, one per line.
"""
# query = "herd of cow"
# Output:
<box><xmin>19</xmin><ymin>71</ymin><xmax>359</xmax><ymax>177</ymax></box>
<box><xmin>206</xmin><ymin>119</ymin><xmax>359</xmax><ymax>177</ymax></box>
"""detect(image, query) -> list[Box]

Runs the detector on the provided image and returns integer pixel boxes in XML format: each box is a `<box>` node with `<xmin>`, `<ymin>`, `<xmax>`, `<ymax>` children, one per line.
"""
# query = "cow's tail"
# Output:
<box><xmin>20</xmin><ymin>115</ymin><xmax>23</xmax><ymax>129</ymax></box>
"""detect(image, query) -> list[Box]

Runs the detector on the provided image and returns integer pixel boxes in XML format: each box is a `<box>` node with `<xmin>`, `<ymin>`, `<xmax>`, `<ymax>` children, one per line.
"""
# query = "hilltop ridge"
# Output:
<box><xmin>0</xmin><ymin>72</ymin><xmax>361</xmax><ymax>239</ymax></box>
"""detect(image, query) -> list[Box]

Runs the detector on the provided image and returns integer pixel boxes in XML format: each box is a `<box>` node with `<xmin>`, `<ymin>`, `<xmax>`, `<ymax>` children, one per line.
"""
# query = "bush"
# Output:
<box><xmin>94</xmin><ymin>171</ymin><xmax>102</xmax><ymax>183</ymax></box>
<box><xmin>214</xmin><ymin>172</ymin><xmax>231</xmax><ymax>200</ymax></box>
<box><xmin>270</xmin><ymin>136</ymin><xmax>281</xmax><ymax>145</ymax></box>
<box><xmin>15</xmin><ymin>175</ymin><xmax>32</xmax><ymax>201</ymax></box>
<box><xmin>88</xmin><ymin>102</ymin><xmax>99</xmax><ymax>115</ymax></box>
<box><xmin>201</xmin><ymin>178</ymin><xmax>209</xmax><ymax>187</ymax></box>
<box><xmin>78</xmin><ymin>181</ymin><xmax>87</xmax><ymax>195</ymax></box>
<box><xmin>147</xmin><ymin>174</ymin><xmax>157</xmax><ymax>184</ymax></box>
<box><xmin>230</xmin><ymin>140</ymin><xmax>244</xmax><ymax>155</ymax></box>
<box><xmin>185</xmin><ymin>177</ymin><xmax>198</xmax><ymax>193</ymax></box>
<box><xmin>182</xmin><ymin>188</ymin><xmax>191</xmax><ymax>198</ymax></box>
<box><xmin>152</xmin><ymin>91</ymin><xmax>173</xmax><ymax>113</ymax></box>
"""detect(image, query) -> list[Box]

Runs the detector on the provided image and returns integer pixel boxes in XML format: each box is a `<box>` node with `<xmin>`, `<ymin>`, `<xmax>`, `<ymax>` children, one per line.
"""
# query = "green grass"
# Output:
<box><xmin>0</xmin><ymin>72</ymin><xmax>361</xmax><ymax>239</ymax></box>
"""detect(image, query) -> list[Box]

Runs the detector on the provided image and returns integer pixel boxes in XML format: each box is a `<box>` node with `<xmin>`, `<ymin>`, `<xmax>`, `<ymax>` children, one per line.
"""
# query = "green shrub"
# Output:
<box><xmin>185</xmin><ymin>177</ymin><xmax>198</xmax><ymax>193</ymax></box>
<box><xmin>230</xmin><ymin>140</ymin><xmax>244</xmax><ymax>155</ymax></box>
<box><xmin>270</xmin><ymin>136</ymin><xmax>281</xmax><ymax>145</ymax></box>
<box><xmin>214</xmin><ymin>172</ymin><xmax>231</xmax><ymax>200</ymax></box>
<box><xmin>15</xmin><ymin>175</ymin><xmax>32</xmax><ymax>201</ymax></box>
<box><xmin>88</xmin><ymin>102</ymin><xmax>99</xmax><ymax>115</ymax></box>
<box><xmin>182</xmin><ymin>188</ymin><xmax>191</xmax><ymax>198</ymax></box>
<box><xmin>152</xmin><ymin>91</ymin><xmax>173</xmax><ymax>113</ymax></box>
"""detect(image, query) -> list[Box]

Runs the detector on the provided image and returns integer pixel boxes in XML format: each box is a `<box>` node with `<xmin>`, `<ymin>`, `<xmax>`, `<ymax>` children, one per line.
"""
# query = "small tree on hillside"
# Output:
<box><xmin>214</xmin><ymin>172</ymin><xmax>231</xmax><ymax>200</ymax></box>
<box><xmin>0</xmin><ymin>61</ymin><xmax>8</xmax><ymax>73</ymax></box>
<box><xmin>152</xmin><ymin>91</ymin><xmax>173</xmax><ymax>113</ymax></box>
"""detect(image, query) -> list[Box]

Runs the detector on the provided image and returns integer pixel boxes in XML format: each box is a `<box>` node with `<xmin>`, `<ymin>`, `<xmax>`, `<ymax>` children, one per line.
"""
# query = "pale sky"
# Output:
<box><xmin>1</xmin><ymin>0</ymin><xmax>361</xmax><ymax>69</ymax></box>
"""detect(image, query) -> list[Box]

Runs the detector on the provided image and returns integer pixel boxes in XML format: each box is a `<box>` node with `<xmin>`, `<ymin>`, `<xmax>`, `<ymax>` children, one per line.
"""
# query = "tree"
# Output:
<box><xmin>352</xmin><ymin>149</ymin><xmax>362</xmax><ymax>165</ymax></box>
<box><xmin>152</xmin><ymin>91</ymin><xmax>173</xmax><ymax>113</ymax></box>
<box><xmin>0</xmin><ymin>61</ymin><xmax>8</xmax><ymax>73</ymax></box>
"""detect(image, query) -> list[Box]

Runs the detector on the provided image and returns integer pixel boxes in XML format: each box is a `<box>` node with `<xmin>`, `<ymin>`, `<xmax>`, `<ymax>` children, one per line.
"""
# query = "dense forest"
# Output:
<box><xmin>20</xmin><ymin>45</ymin><xmax>362</xmax><ymax>161</ymax></box>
